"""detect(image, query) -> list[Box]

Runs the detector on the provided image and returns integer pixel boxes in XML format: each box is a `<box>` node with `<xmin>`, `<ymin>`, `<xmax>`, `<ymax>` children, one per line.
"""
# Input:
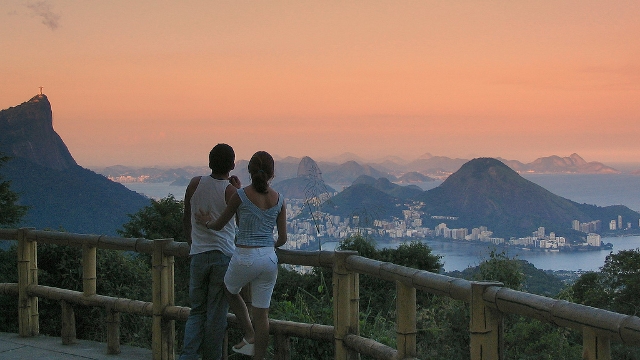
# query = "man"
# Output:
<box><xmin>179</xmin><ymin>143</ymin><xmax>240</xmax><ymax>360</ymax></box>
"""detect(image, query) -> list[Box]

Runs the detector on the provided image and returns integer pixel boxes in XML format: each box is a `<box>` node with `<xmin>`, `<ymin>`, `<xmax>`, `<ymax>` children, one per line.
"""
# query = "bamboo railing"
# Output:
<box><xmin>1</xmin><ymin>228</ymin><xmax>640</xmax><ymax>360</ymax></box>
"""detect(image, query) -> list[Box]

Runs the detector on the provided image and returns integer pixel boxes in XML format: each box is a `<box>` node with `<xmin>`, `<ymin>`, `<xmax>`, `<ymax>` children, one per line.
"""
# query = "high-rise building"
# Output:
<box><xmin>572</xmin><ymin>220</ymin><xmax>580</xmax><ymax>231</ymax></box>
<box><xmin>587</xmin><ymin>233</ymin><xmax>601</xmax><ymax>247</ymax></box>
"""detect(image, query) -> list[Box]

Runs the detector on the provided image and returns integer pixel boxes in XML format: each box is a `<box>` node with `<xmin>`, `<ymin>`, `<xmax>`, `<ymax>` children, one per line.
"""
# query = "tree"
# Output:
<box><xmin>572</xmin><ymin>248</ymin><xmax>640</xmax><ymax>316</ymax></box>
<box><xmin>0</xmin><ymin>154</ymin><xmax>28</xmax><ymax>227</ymax></box>
<box><xmin>564</xmin><ymin>254</ymin><xmax>640</xmax><ymax>356</ymax></box>
<box><xmin>117</xmin><ymin>194</ymin><xmax>185</xmax><ymax>241</ymax></box>
<box><xmin>380</xmin><ymin>240</ymin><xmax>443</xmax><ymax>273</ymax></box>
<box><xmin>474</xmin><ymin>249</ymin><xmax>525</xmax><ymax>290</ymax></box>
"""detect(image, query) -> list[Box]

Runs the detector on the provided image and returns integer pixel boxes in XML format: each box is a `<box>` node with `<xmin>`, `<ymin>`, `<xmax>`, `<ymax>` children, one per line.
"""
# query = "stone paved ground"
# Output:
<box><xmin>0</xmin><ymin>332</ymin><xmax>152</xmax><ymax>360</ymax></box>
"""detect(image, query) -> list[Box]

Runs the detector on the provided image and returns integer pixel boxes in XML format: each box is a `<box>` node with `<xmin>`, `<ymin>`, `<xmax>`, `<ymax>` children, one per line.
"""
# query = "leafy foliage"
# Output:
<box><xmin>474</xmin><ymin>249</ymin><xmax>525</xmax><ymax>290</ymax></box>
<box><xmin>571</xmin><ymin>248</ymin><xmax>640</xmax><ymax>316</ymax></box>
<box><xmin>0</xmin><ymin>244</ymin><xmax>18</xmax><ymax>333</ymax></box>
<box><xmin>117</xmin><ymin>195</ymin><xmax>185</xmax><ymax>241</ymax></box>
<box><xmin>504</xmin><ymin>319</ymin><xmax>581</xmax><ymax>360</ymax></box>
<box><xmin>448</xmin><ymin>250</ymin><xmax>567</xmax><ymax>297</ymax></box>
<box><xmin>0</xmin><ymin>154</ymin><xmax>28</xmax><ymax>227</ymax></box>
<box><xmin>271</xmin><ymin>269</ymin><xmax>334</xmax><ymax>359</ymax></box>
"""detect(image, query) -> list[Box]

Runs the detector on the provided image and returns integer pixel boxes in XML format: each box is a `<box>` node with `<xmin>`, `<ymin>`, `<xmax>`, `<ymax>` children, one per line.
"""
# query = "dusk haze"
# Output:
<box><xmin>2</xmin><ymin>1</ymin><xmax>639</xmax><ymax>167</ymax></box>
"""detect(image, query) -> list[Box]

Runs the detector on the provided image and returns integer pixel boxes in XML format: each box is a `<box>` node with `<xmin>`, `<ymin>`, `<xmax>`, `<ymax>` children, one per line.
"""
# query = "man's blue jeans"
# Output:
<box><xmin>179</xmin><ymin>250</ymin><xmax>231</xmax><ymax>360</ymax></box>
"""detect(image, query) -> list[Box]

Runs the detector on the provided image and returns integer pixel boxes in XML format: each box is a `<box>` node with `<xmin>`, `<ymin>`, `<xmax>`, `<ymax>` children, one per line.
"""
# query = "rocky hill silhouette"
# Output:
<box><xmin>418</xmin><ymin>158</ymin><xmax>638</xmax><ymax>238</ymax></box>
<box><xmin>0</xmin><ymin>95</ymin><xmax>76</xmax><ymax>170</ymax></box>
<box><xmin>320</xmin><ymin>183</ymin><xmax>404</xmax><ymax>223</ymax></box>
<box><xmin>272</xmin><ymin>156</ymin><xmax>336</xmax><ymax>199</ymax></box>
<box><xmin>0</xmin><ymin>94</ymin><xmax>149</xmax><ymax>235</ymax></box>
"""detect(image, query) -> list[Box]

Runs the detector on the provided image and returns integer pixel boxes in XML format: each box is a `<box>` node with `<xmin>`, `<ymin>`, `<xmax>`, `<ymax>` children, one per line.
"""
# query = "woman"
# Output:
<box><xmin>196</xmin><ymin>151</ymin><xmax>287</xmax><ymax>359</ymax></box>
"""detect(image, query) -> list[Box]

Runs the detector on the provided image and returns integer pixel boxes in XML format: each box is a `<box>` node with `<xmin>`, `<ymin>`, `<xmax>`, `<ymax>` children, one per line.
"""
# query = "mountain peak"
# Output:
<box><xmin>297</xmin><ymin>156</ymin><xmax>323</xmax><ymax>179</ymax></box>
<box><xmin>0</xmin><ymin>94</ymin><xmax>77</xmax><ymax>170</ymax></box>
<box><xmin>568</xmin><ymin>153</ymin><xmax>587</xmax><ymax>165</ymax></box>
<box><xmin>420</xmin><ymin>157</ymin><xmax>593</xmax><ymax>237</ymax></box>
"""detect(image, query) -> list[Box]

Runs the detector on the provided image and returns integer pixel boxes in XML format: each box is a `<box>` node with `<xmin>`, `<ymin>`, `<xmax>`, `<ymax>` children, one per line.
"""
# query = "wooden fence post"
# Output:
<box><xmin>582</xmin><ymin>327</ymin><xmax>611</xmax><ymax>360</ymax></box>
<box><xmin>349</xmin><ymin>270</ymin><xmax>360</xmax><ymax>360</ymax></box>
<box><xmin>274</xmin><ymin>333</ymin><xmax>291</xmax><ymax>360</ymax></box>
<box><xmin>152</xmin><ymin>238</ymin><xmax>175</xmax><ymax>360</ymax></box>
<box><xmin>333</xmin><ymin>250</ymin><xmax>358</xmax><ymax>360</ymax></box>
<box><xmin>470</xmin><ymin>282</ymin><xmax>503</xmax><ymax>360</ymax></box>
<box><xmin>396</xmin><ymin>281</ymin><xmax>416</xmax><ymax>359</ymax></box>
<box><xmin>61</xmin><ymin>300</ymin><xmax>76</xmax><ymax>345</ymax></box>
<box><xmin>17</xmin><ymin>227</ymin><xmax>38</xmax><ymax>337</ymax></box>
<box><xmin>82</xmin><ymin>244</ymin><xmax>97</xmax><ymax>296</ymax></box>
<box><xmin>107</xmin><ymin>307</ymin><xmax>121</xmax><ymax>355</ymax></box>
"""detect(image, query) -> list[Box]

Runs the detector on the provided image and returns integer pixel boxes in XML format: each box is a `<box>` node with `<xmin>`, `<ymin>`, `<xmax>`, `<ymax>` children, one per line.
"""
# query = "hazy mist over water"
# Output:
<box><xmin>522</xmin><ymin>174</ymin><xmax>640</xmax><ymax>212</ymax></box>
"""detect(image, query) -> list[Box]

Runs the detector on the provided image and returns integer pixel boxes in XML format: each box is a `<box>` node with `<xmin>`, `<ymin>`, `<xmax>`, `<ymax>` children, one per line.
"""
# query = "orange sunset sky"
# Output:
<box><xmin>1</xmin><ymin>1</ymin><xmax>639</xmax><ymax>167</ymax></box>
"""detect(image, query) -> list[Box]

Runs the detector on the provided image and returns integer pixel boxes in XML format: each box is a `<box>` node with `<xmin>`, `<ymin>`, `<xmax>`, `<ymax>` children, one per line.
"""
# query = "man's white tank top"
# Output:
<box><xmin>189</xmin><ymin>175</ymin><xmax>236</xmax><ymax>257</ymax></box>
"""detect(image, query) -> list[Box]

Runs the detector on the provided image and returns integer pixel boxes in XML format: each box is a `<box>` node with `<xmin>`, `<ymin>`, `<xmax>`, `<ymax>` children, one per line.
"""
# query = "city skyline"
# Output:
<box><xmin>2</xmin><ymin>1</ymin><xmax>639</xmax><ymax>167</ymax></box>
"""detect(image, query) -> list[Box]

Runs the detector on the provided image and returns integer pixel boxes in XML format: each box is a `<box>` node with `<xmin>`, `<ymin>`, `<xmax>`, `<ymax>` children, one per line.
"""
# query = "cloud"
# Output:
<box><xmin>26</xmin><ymin>1</ymin><xmax>60</xmax><ymax>31</ymax></box>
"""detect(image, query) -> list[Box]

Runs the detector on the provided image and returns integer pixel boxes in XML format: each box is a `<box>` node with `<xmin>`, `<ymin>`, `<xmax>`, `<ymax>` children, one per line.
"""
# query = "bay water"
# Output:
<box><xmin>123</xmin><ymin>174</ymin><xmax>640</xmax><ymax>271</ymax></box>
<box><xmin>323</xmin><ymin>235</ymin><xmax>640</xmax><ymax>272</ymax></box>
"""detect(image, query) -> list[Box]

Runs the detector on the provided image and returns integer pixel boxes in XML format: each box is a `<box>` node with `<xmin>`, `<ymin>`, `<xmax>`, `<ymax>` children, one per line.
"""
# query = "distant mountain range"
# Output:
<box><xmin>0</xmin><ymin>95</ymin><xmax>149</xmax><ymax>235</ymax></box>
<box><xmin>93</xmin><ymin>152</ymin><xmax>623</xmax><ymax>187</ymax></box>
<box><xmin>327</xmin><ymin>158</ymin><xmax>640</xmax><ymax>239</ymax></box>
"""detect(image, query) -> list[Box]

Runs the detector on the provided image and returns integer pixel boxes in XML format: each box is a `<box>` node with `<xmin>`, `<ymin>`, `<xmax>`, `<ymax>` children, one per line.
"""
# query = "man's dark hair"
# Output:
<box><xmin>209</xmin><ymin>143</ymin><xmax>235</xmax><ymax>174</ymax></box>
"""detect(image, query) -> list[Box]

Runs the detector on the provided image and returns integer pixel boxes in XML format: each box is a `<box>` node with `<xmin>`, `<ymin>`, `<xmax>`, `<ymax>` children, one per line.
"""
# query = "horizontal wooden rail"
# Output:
<box><xmin>276</xmin><ymin>248</ymin><xmax>336</xmax><ymax>268</ymax></box>
<box><xmin>0</xmin><ymin>228</ymin><xmax>18</xmax><ymax>239</ymax></box>
<box><xmin>484</xmin><ymin>286</ymin><xmax>640</xmax><ymax>345</ymax></box>
<box><xmin>343</xmin><ymin>333</ymin><xmax>398</xmax><ymax>360</ymax></box>
<box><xmin>0</xmin><ymin>282</ymin><xmax>337</xmax><ymax>342</ymax></box>
<box><xmin>345</xmin><ymin>254</ymin><xmax>472</xmax><ymax>302</ymax></box>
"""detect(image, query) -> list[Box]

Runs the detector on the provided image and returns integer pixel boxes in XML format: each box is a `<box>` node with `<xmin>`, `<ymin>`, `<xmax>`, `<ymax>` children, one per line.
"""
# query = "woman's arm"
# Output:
<box><xmin>274</xmin><ymin>200</ymin><xmax>287</xmax><ymax>248</ymax></box>
<box><xmin>195</xmin><ymin>193</ymin><xmax>241</xmax><ymax>231</ymax></box>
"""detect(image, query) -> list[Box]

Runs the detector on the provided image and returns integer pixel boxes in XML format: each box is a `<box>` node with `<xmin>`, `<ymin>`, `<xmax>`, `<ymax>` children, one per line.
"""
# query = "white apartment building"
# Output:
<box><xmin>587</xmin><ymin>233</ymin><xmax>601</xmax><ymax>247</ymax></box>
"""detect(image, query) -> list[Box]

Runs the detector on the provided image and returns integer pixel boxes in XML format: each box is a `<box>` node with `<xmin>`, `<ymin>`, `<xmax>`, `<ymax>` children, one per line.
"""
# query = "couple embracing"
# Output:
<box><xmin>179</xmin><ymin>144</ymin><xmax>287</xmax><ymax>360</ymax></box>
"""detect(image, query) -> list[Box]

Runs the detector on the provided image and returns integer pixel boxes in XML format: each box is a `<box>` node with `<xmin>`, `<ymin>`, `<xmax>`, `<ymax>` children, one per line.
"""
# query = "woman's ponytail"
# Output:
<box><xmin>248</xmin><ymin>151</ymin><xmax>274</xmax><ymax>194</ymax></box>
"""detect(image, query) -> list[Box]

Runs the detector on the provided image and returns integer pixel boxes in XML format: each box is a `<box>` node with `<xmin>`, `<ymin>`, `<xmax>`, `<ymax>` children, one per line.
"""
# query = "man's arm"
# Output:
<box><xmin>183</xmin><ymin>176</ymin><xmax>201</xmax><ymax>246</ymax></box>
